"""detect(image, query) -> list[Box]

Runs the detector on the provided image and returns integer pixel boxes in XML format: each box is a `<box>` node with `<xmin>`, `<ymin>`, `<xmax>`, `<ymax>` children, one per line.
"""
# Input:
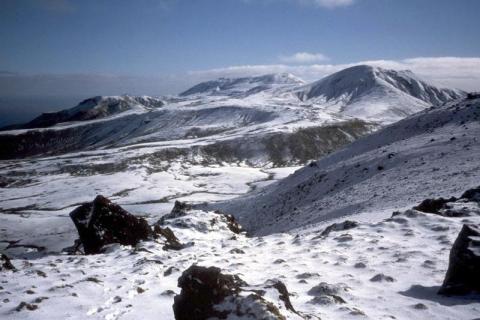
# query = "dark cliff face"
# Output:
<box><xmin>0</xmin><ymin>118</ymin><xmax>375</xmax><ymax>166</ymax></box>
<box><xmin>0</xmin><ymin>126</ymin><xmax>91</xmax><ymax>159</ymax></box>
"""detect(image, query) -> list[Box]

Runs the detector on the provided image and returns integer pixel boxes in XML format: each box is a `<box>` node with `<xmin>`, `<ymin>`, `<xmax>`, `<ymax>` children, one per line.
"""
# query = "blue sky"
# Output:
<box><xmin>0</xmin><ymin>0</ymin><xmax>479</xmax><ymax>117</ymax></box>
<box><xmin>1</xmin><ymin>0</ymin><xmax>479</xmax><ymax>75</ymax></box>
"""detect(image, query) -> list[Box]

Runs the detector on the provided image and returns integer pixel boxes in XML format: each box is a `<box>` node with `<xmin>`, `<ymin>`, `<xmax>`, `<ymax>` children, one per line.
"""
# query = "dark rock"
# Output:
<box><xmin>334</xmin><ymin>234</ymin><xmax>353</xmax><ymax>242</ymax></box>
<box><xmin>413</xmin><ymin>197</ymin><xmax>456</xmax><ymax>214</ymax></box>
<box><xmin>158</xmin><ymin>201</ymin><xmax>192</xmax><ymax>224</ymax></box>
<box><xmin>413</xmin><ymin>303</ymin><xmax>428</xmax><ymax>310</ymax></box>
<box><xmin>265</xmin><ymin>279</ymin><xmax>296</xmax><ymax>313</ymax></box>
<box><xmin>229</xmin><ymin>248</ymin><xmax>245</xmax><ymax>254</ymax></box>
<box><xmin>153</xmin><ymin>225</ymin><xmax>189</xmax><ymax>251</ymax></box>
<box><xmin>315</xmin><ymin>220</ymin><xmax>359</xmax><ymax>238</ymax></box>
<box><xmin>69</xmin><ymin>195</ymin><xmax>151</xmax><ymax>254</ymax></box>
<box><xmin>461</xmin><ymin>186</ymin><xmax>480</xmax><ymax>202</ymax></box>
<box><xmin>214</xmin><ymin>210</ymin><xmax>244</xmax><ymax>234</ymax></box>
<box><xmin>173</xmin><ymin>265</ymin><xmax>245</xmax><ymax>320</ymax></box>
<box><xmin>163</xmin><ymin>266</ymin><xmax>179</xmax><ymax>277</ymax></box>
<box><xmin>307</xmin><ymin>282</ymin><xmax>346</xmax><ymax>296</ymax></box>
<box><xmin>307</xmin><ymin>282</ymin><xmax>348</xmax><ymax>305</ymax></box>
<box><xmin>308</xmin><ymin>295</ymin><xmax>345</xmax><ymax>305</ymax></box>
<box><xmin>0</xmin><ymin>176</ymin><xmax>15</xmax><ymax>188</ymax></box>
<box><xmin>441</xmin><ymin>209</ymin><xmax>473</xmax><ymax>218</ymax></box>
<box><xmin>467</xmin><ymin>92</ymin><xmax>480</xmax><ymax>100</ymax></box>
<box><xmin>15</xmin><ymin>302</ymin><xmax>38</xmax><ymax>311</ymax></box>
<box><xmin>354</xmin><ymin>262</ymin><xmax>366</xmax><ymax>269</ymax></box>
<box><xmin>173</xmin><ymin>265</ymin><xmax>289</xmax><ymax>320</ymax></box>
<box><xmin>35</xmin><ymin>270</ymin><xmax>47</xmax><ymax>278</ymax></box>
<box><xmin>161</xmin><ymin>289</ymin><xmax>176</xmax><ymax>296</ymax></box>
<box><xmin>370</xmin><ymin>273</ymin><xmax>395</xmax><ymax>282</ymax></box>
<box><xmin>438</xmin><ymin>224</ymin><xmax>480</xmax><ymax>295</ymax></box>
<box><xmin>0</xmin><ymin>253</ymin><xmax>16</xmax><ymax>271</ymax></box>
<box><xmin>296</xmin><ymin>272</ymin><xmax>319</xmax><ymax>279</ymax></box>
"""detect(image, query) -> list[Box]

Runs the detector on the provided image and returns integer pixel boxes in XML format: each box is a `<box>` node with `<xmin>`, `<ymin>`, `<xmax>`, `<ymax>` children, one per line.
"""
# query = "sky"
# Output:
<box><xmin>1</xmin><ymin>0</ymin><xmax>480</xmax><ymax>124</ymax></box>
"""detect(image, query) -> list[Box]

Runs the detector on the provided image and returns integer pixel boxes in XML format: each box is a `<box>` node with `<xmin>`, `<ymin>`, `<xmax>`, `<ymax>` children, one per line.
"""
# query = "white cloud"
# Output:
<box><xmin>302</xmin><ymin>0</ymin><xmax>355</xmax><ymax>8</ymax></box>
<box><xmin>279</xmin><ymin>52</ymin><xmax>329</xmax><ymax>64</ymax></box>
<box><xmin>241</xmin><ymin>0</ymin><xmax>356</xmax><ymax>9</ymax></box>
<box><xmin>188</xmin><ymin>57</ymin><xmax>480</xmax><ymax>91</ymax></box>
<box><xmin>2</xmin><ymin>57</ymin><xmax>479</xmax><ymax>102</ymax></box>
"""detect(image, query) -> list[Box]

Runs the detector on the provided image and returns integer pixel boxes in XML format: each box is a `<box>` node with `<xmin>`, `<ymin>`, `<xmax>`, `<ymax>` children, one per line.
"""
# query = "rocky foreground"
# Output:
<box><xmin>1</xmin><ymin>187</ymin><xmax>480</xmax><ymax>319</ymax></box>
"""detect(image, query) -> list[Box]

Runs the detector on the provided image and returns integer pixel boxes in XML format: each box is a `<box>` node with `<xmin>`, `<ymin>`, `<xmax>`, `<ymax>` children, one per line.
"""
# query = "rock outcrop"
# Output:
<box><xmin>413</xmin><ymin>197</ymin><xmax>456</xmax><ymax>214</ymax></box>
<box><xmin>173</xmin><ymin>265</ymin><xmax>245</xmax><ymax>320</ymax></box>
<box><xmin>173</xmin><ymin>265</ymin><xmax>300</xmax><ymax>320</ymax></box>
<box><xmin>69</xmin><ymin>195</ymin><xmax>152</xmax><ymax>254</ymax></box>
<box><xmin>214</xmin><ymin>210</ymin><xmax>244</xmax><ymax>234</ymax></box>
<box><xmin>461</xmin><ymin>186</ymin><xmax>480</xmax><ymax>202</ymax></box>
<box><xmin>153</xmin><ymin>225</ymin><xmax>191</xmax><ymax>251</ymax></box>
<box><xmin>439</xmin><ymin>224</ymin><xmax>480</xmax><ymax>295</ymax></box>
<box><xmin>412</xmin><ymin>186</ymin><xmax>480</xmax><ymax>217</ymax></box>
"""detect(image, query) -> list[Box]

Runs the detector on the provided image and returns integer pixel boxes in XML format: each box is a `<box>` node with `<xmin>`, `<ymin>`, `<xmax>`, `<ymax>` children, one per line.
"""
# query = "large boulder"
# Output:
<box><xmin>69</xmin><ymin>195</ymin><xmax>151</xmax><ymax>254</ymax></box>
<box><xmin>438</xmin><ymin>224</ymin><xmax>480</xmax><ymax>295</ymax></box>
<box><xmin>173</xmin><ymin>265</ymin><xmax>297</xmax><ymax>320</ymax></box>
<box><xmin>413</xmin><ymin>197</ymin><xmax>456</xmax><ymax>214</ymax></box>
<box><xmin>173</xmin><ymin>265</ymin><xmax>245</xmax><ymax>320</ymax></box>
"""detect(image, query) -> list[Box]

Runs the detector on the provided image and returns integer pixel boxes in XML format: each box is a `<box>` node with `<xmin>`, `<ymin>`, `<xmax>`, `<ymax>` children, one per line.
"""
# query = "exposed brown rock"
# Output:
<box><xmin>69</xmin><ymin>195</ymin><xmax>151</xmax><ymax>254</ymax></box>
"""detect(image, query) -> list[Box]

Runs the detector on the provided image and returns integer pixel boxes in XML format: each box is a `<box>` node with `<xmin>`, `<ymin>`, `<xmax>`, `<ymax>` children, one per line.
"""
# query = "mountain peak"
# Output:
<box><xmin>179</xmin><ymin>73</ymin><xmax>305</xmax><ymax>97</ymax></box>
<box><xmin>296</xmin><ymin>65</ymin><xmax>464</xmax><ymax>122</ymax></box>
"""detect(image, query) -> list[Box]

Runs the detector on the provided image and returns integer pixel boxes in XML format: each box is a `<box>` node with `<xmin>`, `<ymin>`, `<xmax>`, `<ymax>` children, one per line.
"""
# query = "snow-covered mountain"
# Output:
<box><xmin>0</xmin><ymin>70</ymin><xmax>479</xmax><ymax>320</ymax></box>
<box><xmin>1</xmin><ymin>95</ymin><xmax>165</xmax><ymax>131</ymax></box>
<box><xmin>179</xmin><ymin>73</ymin><xmax>305</xmax><ymax>97</ymax></box>
<box><xmin>0</xmin><ymin>66</ymin><xmax>464</xmax><ymax>161</ymax></box>
<box><xmin>295</xmin><ymin>65</ymin><xmax>464</xmax><ymax>123</ymax></box>
<box><xmin>215</xmin><ymin>95</ymin><xmax>480</xmax><ymax>235</ymax></box>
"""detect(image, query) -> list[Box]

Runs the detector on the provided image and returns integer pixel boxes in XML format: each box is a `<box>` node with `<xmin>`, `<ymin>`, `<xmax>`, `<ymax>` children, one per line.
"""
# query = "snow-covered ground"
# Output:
<box><xmin>0</xmin><ymin>67</ymin><xmax>477</xmax><ymax>319</ymax></box>
<box><xmin>1</xmin><ymin>200</ymin><xmax>480</xmax><ymax>319</ymax></box>
<box><xmin>218</xmin><ymin>97</ymin><xmax>480</xmax><ymax>235</ymax></box>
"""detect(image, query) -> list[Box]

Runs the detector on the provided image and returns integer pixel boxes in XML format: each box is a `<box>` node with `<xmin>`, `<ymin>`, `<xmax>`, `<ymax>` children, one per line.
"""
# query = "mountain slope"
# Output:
<box><xmin>296</xmin><ymin>65</ymin><xmax>465</xmax><ymax>123</ymax></box>
<box><xmin>215</xmin><ymin>96</ymin><xmax>480</xmax><ymax>235</ymax></box>
<box><xmin>0</xmin><ymin>67</ymin><xmax>464</xmax><ymax>160</ymax></box>
<box><xmin>179</xmin><ymin>73</ymin><xmax>305</xmax><ymax>97</ymax></box>
<box><xmin>0</xmin><ymin>95</ymin><xmax>165</xmax><ymax>130</ymax></box>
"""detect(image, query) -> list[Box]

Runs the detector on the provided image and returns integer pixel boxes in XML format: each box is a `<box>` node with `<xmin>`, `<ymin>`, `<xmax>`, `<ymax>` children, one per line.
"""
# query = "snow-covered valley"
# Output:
<box><xmin>1</xmin><ymin>66</ymin><xmax>479</xmax><ymax>320</ymax></box>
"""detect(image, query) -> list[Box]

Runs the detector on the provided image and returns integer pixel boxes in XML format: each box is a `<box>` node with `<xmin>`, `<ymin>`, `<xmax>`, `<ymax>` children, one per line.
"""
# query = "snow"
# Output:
<box><xmin>0</xmin><ymin>67</ymin><xmax>478</xmax><ymax>319</ymax></box>
<box><xmin>218</xmin><ymin>97</ymin><xmax>480</xmax><ymax>235</ymax></box>
<box><xmin>2</xmin><ymin>203</ymin><xmax>480</xmax><ymax>319</ymax></box>
<box><xmin>0</xmin><ymin>66</ymin><xmax>462</xmax><ymax>162</ymax></box>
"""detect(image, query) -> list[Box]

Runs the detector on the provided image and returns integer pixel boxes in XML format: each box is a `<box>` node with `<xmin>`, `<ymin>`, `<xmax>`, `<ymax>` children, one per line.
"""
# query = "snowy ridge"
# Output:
<box><xmin>295</xmin><ymin>65</ymin><xmax>464</xmax><ymax>123</ymax></box>
<box><xmin>216</xmin><ymin>96</ymin><xmax>480</xmax><ymax>235</ymax></box>
<box><xmin>0</xmin><ymin>95</ymin><xmax>165</xmax><ymax>131</ymax></box>
<box><xmin>0</xmin><ymin>70</ymin><xmax>479</xmax><ymax>320</ymax></box>
<box><xmin>0</xmin><ymin>66</ymin><xmax>464</xmax><ymax>161</ymax></box>
<box><xmin>179</xmin><ymin>72</ymin><xmax>305</xmax><ymax>97</ymax></box>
